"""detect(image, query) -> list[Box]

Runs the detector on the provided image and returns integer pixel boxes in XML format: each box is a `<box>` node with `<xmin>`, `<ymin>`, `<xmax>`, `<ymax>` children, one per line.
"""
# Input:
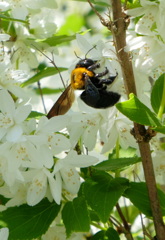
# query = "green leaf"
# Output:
<box><xmin>93</xmin><ymin>147</ymin><xmax>141</xmax><ymax>172</ymax></box>
<box><xmin>89</xmin><ymin>210</ymin><xmax>100</xmax><ymax>222</ymax></box>
<box><xmin>37</xmin><ymin>35</ymin><xmax>76</xmax><ymax>46</ymax></box>
<box><xmin>109</xmin><ymin>147</ymin><xmax>137</xmax><ymax>158</ymax></box>
<box><xmin>1</xmin><ymin>199</ymin><xmax>61</xmax><ymax>240</ymax></box>
<box><xmin>93</xmin><ymin>156</ymin><xmax>141</xmax><ymax>172</ymax></box>
<box><xmin>152</xmin><ymin>125</ymin><xmax>165</xmax><ymax>134</ymax></box>
<box><xmin>62</xmin><ymin>196</ymin><xmax>90</xmax><ymax>237</ymax></box>
<box><xmin>82</xmin><ymin>173</ymin><xmax>129</xmax><ymax>222</ymax></box>
<box><xmin>21</xmin><ymin>67</ymin><xmax>67</xmax><ymax>87</ymax></box>
<box><xmin>91</xmin><ymin>230</ymin><xmax>106</xmax><ymax>240</ymax></box>
<box><xmin>151</xmin><ymin>73</ymin><xmax>165</xmax><ymax>114</ymax></box>
<box><xmin>124</xmin><ymin>182</ymin><xmax>165</xmax><ymax>217</ymax></box>
<box><xmin>58</xmin><ymin>14</ymin><xmax>84</xmax><ymax>35</ymax></box>
<box><xmin>106</xmin><ymin>228</ymin><xmax>120</xmax><ymax>240</ymax></box>
<box><xmin>27</xmin><ymin>111</ymin><xmax>45</xmax><ymax>120</ymax></box>
<box><xmin>34</xmin><ymin>87</ymin><xmax>63</xmax><ymax>95</ymax></box>
<box><xmin>91</xmin><ymin>228</ymin><xmax>120</xmax><ymax>240</ymax></box>
<box><xmin>0</xmin><ymin>14</ymin><xmax>28</xmax><ymax>24</ymax></box>
<box><xmin>116</xmin><ymin>93</ymin><xmax>161</xmax><ymax>127</ymax></box>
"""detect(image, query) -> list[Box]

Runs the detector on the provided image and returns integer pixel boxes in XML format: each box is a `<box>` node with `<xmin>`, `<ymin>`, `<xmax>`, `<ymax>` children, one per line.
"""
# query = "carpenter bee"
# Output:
<box><xmin>47</xmin><ymin>57</ymin><xmax>120</xmax><ymax>118</ymax></box>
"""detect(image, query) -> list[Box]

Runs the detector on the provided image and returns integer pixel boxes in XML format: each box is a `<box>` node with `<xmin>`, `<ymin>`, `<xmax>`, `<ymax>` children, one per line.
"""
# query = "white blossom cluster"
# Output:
<box><xmin>0</xmin><ymin>0</ymin><xmax>165</xmax><ymax>239</ymax></box>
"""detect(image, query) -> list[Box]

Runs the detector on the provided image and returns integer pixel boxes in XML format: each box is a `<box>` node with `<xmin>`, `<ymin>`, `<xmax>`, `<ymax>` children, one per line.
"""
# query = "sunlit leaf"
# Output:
<box><xmin>21</xmin><ymin>67</ymin><xmax>67</xmax><ymax>87</ymax></box>
<box><xmin>151</xmin><ymin>73</ymin><xmax>165</xmax><ymax>114</ymax></box>
<box><xmin>116</xmin><ymin>93</ymin><xmax>161</xmax><ymax>127</ymax></box>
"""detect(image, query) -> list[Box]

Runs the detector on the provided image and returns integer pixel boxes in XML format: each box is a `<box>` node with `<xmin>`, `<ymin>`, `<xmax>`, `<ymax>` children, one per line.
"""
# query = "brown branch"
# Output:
<box><xmin>110</xmin><ymin>214</ymin><xmax>133</xmax><ymax>240</ymax></box>
<box><xmin>109</xmin><ymin>1</ymin><xmax>136</xmax><ymax>96</ymax></box>
<box><xmin>110</xmin><ymin>1</ymin><xmax>165</xmax><ymax>239</ymax></box>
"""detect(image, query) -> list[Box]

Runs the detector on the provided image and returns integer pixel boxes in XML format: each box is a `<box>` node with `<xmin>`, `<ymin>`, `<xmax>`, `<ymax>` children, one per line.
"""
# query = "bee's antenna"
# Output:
<box><xmin>85</xmin><ymin>45</ymin><xmax>97</xmax><ymax>59</ymax></box>
<box><xmin>74</xmin><ymin>45</ymin><xmax>97</xmax><ymax>60</ymax></box>
<box><xmin>74</xmin><ymin>51</ymin><xmax>81</xmax><ymax>59</ymax></box>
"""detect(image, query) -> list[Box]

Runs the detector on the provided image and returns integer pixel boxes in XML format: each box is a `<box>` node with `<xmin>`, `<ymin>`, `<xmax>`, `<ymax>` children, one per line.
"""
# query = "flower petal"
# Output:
<box><xmin>27</xmin><ymin>170</ymin><xmax>47</xmax><ymax>206</ymax></box>
<box><xmin>6</xmin><ymin>125</ymin><xmax>23</xmax><ymax>142</ymax></box>
<box><xmin>60</xmin><ymin>167</ymin><xmax>80</xmax><ymax>194</ymax></box>
<box><xmin>48</xmin><ymin>172</ymin><xmax>62</xmax><ymax>205</ymax></box>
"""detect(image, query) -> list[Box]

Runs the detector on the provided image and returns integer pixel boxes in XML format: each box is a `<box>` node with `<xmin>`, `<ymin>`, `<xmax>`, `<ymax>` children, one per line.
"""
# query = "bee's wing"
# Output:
<box><xmin>47</xmin><ymin>84</ymin><xmax>75</xmax><ymax>118</ymax></box>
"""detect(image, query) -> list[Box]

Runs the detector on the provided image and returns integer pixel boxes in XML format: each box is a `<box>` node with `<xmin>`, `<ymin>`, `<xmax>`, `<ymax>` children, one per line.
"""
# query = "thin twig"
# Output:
<box><xmin>32</xmin><ymin>44</ymin><xmax>66</xmax><ymax>88</ymax></box>
<box><xmin>139</xmin><ymin>212</ymin><xmax>153</xmax><ymax>240</ymax></box>
<box><xmin>116</xmin><ymin>203</ymin><xmax>134</xmax><ymax>240</ymax></box>
<box><xmin>37</xmin><ymin>81</ymin><xmax>47</xmax><ymax>114</ymax></box>
<box><xmin>110</xmin><ymin>215</ymin><xmax>133</xmax><ymax>240</ymax></box>
<box><xmin>86</xmin><ymin>0</ymin><xmax>107</xmax><ymax>26</ymax></box>
<box><xmin>109</xmin><ymin>215</ymin><xmax>122</xmax><ymax>228</ymax></box>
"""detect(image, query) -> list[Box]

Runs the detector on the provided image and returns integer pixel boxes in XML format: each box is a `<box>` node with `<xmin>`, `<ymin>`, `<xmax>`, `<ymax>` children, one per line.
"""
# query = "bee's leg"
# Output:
<box><xmin>87</xmin><ymin>62</ymin><xmax>100</xmax><ymax>71</ymax></box>
<box><xmin>99</xmin><ymin>72</ymin><xmax>118</xmax><ymax>85</ymax></box>
<box><xmin>95</xmin><ymin>67</ymin><xmax>109</xmax><ymax>78</ymax></box>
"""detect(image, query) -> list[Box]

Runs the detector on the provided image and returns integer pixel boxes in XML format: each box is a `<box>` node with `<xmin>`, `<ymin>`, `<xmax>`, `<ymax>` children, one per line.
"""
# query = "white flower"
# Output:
<box><xmin>0</xmin><ymin>228</ymin><xmax>9</xmax><ymax>240</ymax></box>
<box><xmin>157</xmin><ymin>1</ymin><xmax>165</xmax><ymax>41</ymax></box>
<box><xmin>11</xmin><ymin>24</ymin><xmax>38</xmax><ymax>69</ymax></box>
<box><xmin>0</xmin><ymin>182</ymin><xmax>27</xmax><ymax>207</ymax></box>
<box><xmin>34</xmin><ymin>115</ymin><xmax>69</xmax><ymax>136</ymax></box>
<box><xmin>101</xmin><ymin>113</ymin><xmax>137</xmax><ymax>153</ymax></box>
<box><xmin>0</xmin><ymin>2</ymin><xmax>10</xmax><ymax>11</ymax></box>
<box><xmin>126</xmin><ymin>33</ymin><xmax>165</xmax><ymax>74</ymax></box>
<box><xmin>29</xmin><ymin>8</ymin><xmax>57</xmax><ymax>38</ymax></box>
<box><xmin>74</xmin><ymin>34</ymin><xmax>120</xmax><ymax>76</ymax></box>
<box><xmin>0</xmin><ymin>89</ymin><xmax>31</xmax><ymax>142</ymax></box>
<box><xmin>48</xmin><ymin>133</ymin><xmax>71</xmax><ymax>155</ymax></box>
<box><xmin>0</xmin><ymin>142</ymin><xmax>25</xmax><ymax>186</ymax></box>
<box><xmin>26</xmin><ymin>168</ymin><xmax>50</xmax><ymax>206</ymax></box>
<box><xmin>153</xmin><ymin>151</ymin><xmax>165</xmax><ymax>185</ymax></box>
<box><xmin>127</xmin><ymin>1</ymin><xmax>159</xmax><ymax>36</ymax></box>
<box><xmin>25</xmin><ymin>0</ymin><xmax>57</xmax><ymax>10</ymax></box>
<box><xmin>0</xmin><ymin>61</ymin><xmax>28</xmax><ymax>99</ymax></box>
<box><xmin>67</xmin><ymin>112</ymin><xmax>104</xmax><ymax>151</ymax></box>
<box><xmin>51</xmin><ymin>150</ymin><xmax>98</xmax><ymax>204</ymax></box>
<box><xmin>28</xmin><ymin>116</ymin><xmax>71</xmax><ymax>155</ymax></box>
<box><xmin>127</xmin><ymin>0</ymin><xmax>165</xmax><ymax>41</ymax></box>
<box><xmin>41</xmin><ymin>223</ymin><xmax>86</xmax><ymax>240</ymax></box>
<box><xmin>0</xmin><ymin>34</ymin><xmax>10</xmax><ymax>41</ymax></box>
<box><xmin>4</xmin><ymin>0</ymin><xmax>29</xmax><ymax>20</ymax></box>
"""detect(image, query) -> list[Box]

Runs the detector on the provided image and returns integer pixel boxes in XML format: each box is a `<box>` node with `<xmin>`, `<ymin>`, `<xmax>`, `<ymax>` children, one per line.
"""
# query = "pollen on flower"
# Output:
<box><xmin>155</xmin><ymin>163</ymin><xmax>165</xmax><ymax>176</ymax></box>
<box><xmin>16</xmin><ymin>146</ymin><xmax>28</xmax><ymax>160</ymax></box>
<box><xmin>34</xmin><ymin>179</ymin><xmax>43</xmax><ymax>187</ymax></box>
<box><xmin>160</xmin><ymin>164</ymin><xmax>165</xmax><ymax>171</ymax></box>
<box><xmin>121</xmin><ymin>128</ymin><xmax>127</xmax><ymax>133</ymax></box>
<box><xmin>67</xmin><ymin>169</ymin><xmax>74</xmax><ymax>177</ymax></box>
<box><xmin>48</xmin><ymin>135</ymin><xmax>53</xmax><ymax>142</ymax></box>
<box><xmin>0</xmin><ymin>116</ymin><xmax>13</xmax><ymax>127</ymax></box>
<box><xmin>63</xmin><ymin>189</ymin><xmax>72</xmax><ymax>197</ymax></box>
<box><xmin>87</xmin><ymin>119</ymin><xmax>96</xmax><ymax>126</ymax></box>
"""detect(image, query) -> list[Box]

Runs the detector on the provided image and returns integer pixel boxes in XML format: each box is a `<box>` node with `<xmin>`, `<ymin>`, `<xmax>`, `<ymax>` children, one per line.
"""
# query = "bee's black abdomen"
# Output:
<box><xmin>81</xmin><ymin>89</ymin><xmax>120</xmax><ymax>109</ymax></box>
<box><xmin>95</xmin><ymin>90</ymin><xmax>120</xmax><ymax>108</ymax></box>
